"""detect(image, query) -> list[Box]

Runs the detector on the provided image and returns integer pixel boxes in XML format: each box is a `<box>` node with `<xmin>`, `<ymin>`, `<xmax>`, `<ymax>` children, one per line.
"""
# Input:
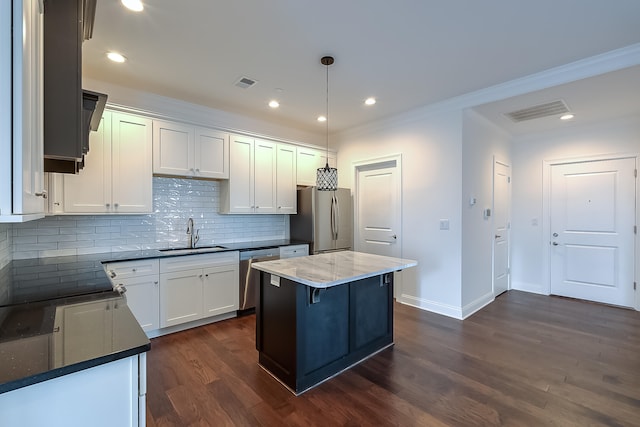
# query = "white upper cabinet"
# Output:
<box><xmin>153</xmin><ymin>119</ymin><xmax>229</xmax><ymax>179</ymax></box>
<box><xmin>296</xmin><ymin>146</ymin><xmax>337</xmax><ymax>186</ymax></box>
<box><xmin>254</xmin><ymin>139</ymin><xmax>277</xmax><ymax>213</ymax></box>
<box><xmin>276</xmin><ymin>143</ymin><xmax>297</xmax><ymax>214</ymax></box>
<box><xmin>194</xmin><ymin>126</ymin><xmax>229</xmax><ymax>179</ymax></box>
<box><xmin>220</xmin><ymin>135</ymin><xmax>277</xmax><ymax>214</ymax></box>
<box><xmin>61</xmin><ymin>110</ymin><xmax>153</xmax><ymax>214</ymax></box>
<box><xmin>0</xmin><ymin>0</ymin><xmax>46</xmax><ymax>222</ymax></box>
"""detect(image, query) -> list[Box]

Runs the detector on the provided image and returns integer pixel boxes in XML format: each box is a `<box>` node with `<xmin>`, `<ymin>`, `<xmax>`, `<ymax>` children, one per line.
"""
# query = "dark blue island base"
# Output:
<box><xmin>256</xmin><ymin>271</ymin><xmax>394</xmax><ymax>394</ymax></box>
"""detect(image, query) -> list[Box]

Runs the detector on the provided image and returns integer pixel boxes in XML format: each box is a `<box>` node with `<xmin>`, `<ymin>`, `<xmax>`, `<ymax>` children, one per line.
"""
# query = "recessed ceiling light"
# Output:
<box><xmin>268</xmin><ymin>100</ymin><xmax>280</xmax><ymax>108</ymax></box>
<box><xmin>317</xmin><ymin>115</ymin><xmax>327</xmax><ymax>122</ymax></box>
<box><xmin>121</xmin><ymin>0</ymin><xmax>144</xmax><ymax>12</ymax></box>
<box><xmin>364</xmin><ymin>97</ymin><xmax>376</xmax><ymax>106</ymax></box>
<box><xmin>560</xmin><ymin>114</ymin><xmax>575</xmax><ymax>120</ymax></box>
<box><xmin>107</xmin><ymin>52</ymin><xmax>126</xmax><ymax>63</ymax></box>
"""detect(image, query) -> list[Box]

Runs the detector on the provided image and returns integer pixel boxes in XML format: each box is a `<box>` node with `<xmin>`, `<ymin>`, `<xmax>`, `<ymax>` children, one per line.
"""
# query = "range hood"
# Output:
<box><xmin>43</xmin><ymin>0</ymin><xmax>104</xmax><ymax>174</ymax></box>
<box><xmin>44</xmin><ymin>90</ymin><xmax>107</xmax><ymax>174</ymax></box>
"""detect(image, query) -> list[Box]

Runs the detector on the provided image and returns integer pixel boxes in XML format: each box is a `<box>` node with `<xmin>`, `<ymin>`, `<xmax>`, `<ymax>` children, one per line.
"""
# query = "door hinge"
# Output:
<box><xmin>635</xmin><ymin>169</ymin><xmax>637</xmax><ymax>178</ymax></box>
<box><xmin>507</xmin><ymin>176</ymin><xmax>511</xmax><ymax>183</ymax></box>
<box><xmin>634</xmin><ymin>282</ymin><xmax>637</xmax><ymax>290</ymax></box>
<box><xmin>635</xmin><ymin>225</ymin><xmax>637</xmax><ymax>235</ymax></box>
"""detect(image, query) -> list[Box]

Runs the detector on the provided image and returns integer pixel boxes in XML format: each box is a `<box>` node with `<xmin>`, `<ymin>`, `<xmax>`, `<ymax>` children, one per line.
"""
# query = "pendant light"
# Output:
<box><xmin>316</xmin><ymin>56</ymin><xmax>338</xmax><ymax>191</ymax></box>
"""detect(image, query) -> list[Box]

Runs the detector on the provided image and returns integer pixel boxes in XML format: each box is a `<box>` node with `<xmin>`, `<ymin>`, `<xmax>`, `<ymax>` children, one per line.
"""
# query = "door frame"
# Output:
<box><xmin>542</xmin><ymin>152</ymin><xmax>638</xmax><ymax>310</ymax></box>
<box><xmin>492</xmin><ymin>157</ymin><xmax>511</xmax><ymax>297</ymax></box>
<box><xmin>353</xmin><ymin>154</ymin><xmax>403</xmax><ymax>296</ymax></box>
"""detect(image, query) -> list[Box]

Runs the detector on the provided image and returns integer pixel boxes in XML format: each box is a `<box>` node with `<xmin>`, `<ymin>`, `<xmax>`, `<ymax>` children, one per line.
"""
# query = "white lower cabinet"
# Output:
<box><xmin>0</xmin><ymin>354</ymin><xmax>146</xmax><ymax>427</ymax></box>
<box><xmin>159</xmin><ymin>251</ymin><xmax>239</xmax><ymax>328</ymax></box>
<box><xmin>160</xmin><ymin>268</ymin><xmax>203</xmax><ymax>327</ymax></box>
<box><xmin>105</xmin><ymin>259</ymin><xmax>160</xmax><ymax>333</ymax></box>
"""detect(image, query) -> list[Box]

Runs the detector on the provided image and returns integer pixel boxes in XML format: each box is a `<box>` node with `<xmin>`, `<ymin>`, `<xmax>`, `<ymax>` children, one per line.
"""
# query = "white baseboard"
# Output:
<box><xmin>397</xmin><ymin>294</ymin><xmax>463</xmax><ymax>319</ymax></box>
<box><xmin>461</xmin><ymin>291</ymin><xmax>494</xmax><ymax>319</ymax></box>
<box><xmin>511</xmin><ymin>280</ymin><xmax>548</xmax><ymax>295</ymax></box>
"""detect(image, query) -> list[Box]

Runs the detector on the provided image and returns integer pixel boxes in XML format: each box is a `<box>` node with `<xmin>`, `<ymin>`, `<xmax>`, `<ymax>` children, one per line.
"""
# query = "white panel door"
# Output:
<box><xmin>550</xmin><ymin>157</ymin><xmax>636</xmax><ymax>307</ymax></box>
<box><xmin>493</xmin><ymin>161</ymin><xmax>511</xmax><ymax>296</ymax></box>
<box><xmin>355</xmin><ymin>161</ymin><xmax>401</xmax><ymax>258</ymax></box>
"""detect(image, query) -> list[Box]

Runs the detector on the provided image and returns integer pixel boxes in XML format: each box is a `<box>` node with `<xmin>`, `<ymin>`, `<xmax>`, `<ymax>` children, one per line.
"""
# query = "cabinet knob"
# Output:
<box><xmin>132</xmin><ymin>268</ymin><xmax>137</xmax><ymax>272</ymax></box>
<box><xmin>154</xmin><ymin>281</ymin><xmax>158</xmax><ymax>285</ymax></box>
<box><xmin>195</xmin><ymin>168</ymin><xmax>200</xmax><ymax>173</ymax></box>
<box><xmin>205</xmin><ymin>274</ymin><xmax>209</xmax><ymax>277</ymax></box>
<box><xmin>108</xmin><ymin>270</ymin><xmax>116</xmax><ymax>278</ymax></box>
<box><xmin>114</xmin><ymin>203</ymin><xmax>119</xmax><ymax>208</ymax></box>
<box><xmin>106</xmin><ymin>203</ymin><xmax>110</xmax><ymax>208</ymax></box>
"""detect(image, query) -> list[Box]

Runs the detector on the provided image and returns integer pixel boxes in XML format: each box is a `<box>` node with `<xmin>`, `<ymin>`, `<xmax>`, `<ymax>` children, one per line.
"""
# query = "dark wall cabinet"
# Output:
<box><xmin>256</xmin><ymin>273</ymin><xmax>394</xmax><ymax>394</ymax></box>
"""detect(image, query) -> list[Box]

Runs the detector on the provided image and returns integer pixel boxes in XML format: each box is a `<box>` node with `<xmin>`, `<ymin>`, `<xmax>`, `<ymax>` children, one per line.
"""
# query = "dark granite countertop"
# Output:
<box><xmin>0</xmin><ymin>240</ymin><xmax>309</xmax><ymax>394</ymax></box>
<box><xmin>102</xmin><ymin>239</ymin><xmax>310</xmax><ymax>263</ymax></box>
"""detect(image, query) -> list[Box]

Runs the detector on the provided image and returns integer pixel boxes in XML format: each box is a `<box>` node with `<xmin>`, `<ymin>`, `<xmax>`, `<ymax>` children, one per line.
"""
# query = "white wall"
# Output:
<box><xmin>511</xmin><ymin>115</ymin><xmax>640</xmax><ymax>294</ymax></box>
<box><xmin>336</xmin><ymin>109</ymin><xmax>465</xmax><ymax>318</ymax></box>
<box><xmin>461</xmin><ymin>110</ymin><xmax>511</xmax><ymax>316</ymax></box>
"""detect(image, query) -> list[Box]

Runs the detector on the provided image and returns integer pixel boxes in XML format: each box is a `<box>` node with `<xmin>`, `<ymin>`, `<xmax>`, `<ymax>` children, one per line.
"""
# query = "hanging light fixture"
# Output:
<box><xmin>316</xmin><ymin>56</ymin><xmax>338</xmax><ymax>191</ymax></box>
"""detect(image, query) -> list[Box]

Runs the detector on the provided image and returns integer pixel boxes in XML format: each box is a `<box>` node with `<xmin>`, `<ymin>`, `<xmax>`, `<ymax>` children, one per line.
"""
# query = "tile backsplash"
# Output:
<box><xmin>11</xmin><ymin>177</ymin><xmax>288</xmax><ymax>259</ymax></box>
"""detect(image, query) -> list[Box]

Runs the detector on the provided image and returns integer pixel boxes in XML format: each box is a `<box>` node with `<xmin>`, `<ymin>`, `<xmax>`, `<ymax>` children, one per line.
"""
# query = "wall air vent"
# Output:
<box><xmin>504</xmin><ymin>99</ymin><xmax>570</xmax><ymax>122</ymax></box>
<box><xmin>234</xmin><ymin>76</ymin><xmax>258</xmax><ymax>89</ymax></box>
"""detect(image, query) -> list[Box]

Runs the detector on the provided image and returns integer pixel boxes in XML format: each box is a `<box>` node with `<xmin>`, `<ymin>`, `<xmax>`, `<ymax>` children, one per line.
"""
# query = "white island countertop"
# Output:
<box><xmin>251</xmin><ymin>251</ymin><xmax>417</xmax><ymax>288</ymax></box>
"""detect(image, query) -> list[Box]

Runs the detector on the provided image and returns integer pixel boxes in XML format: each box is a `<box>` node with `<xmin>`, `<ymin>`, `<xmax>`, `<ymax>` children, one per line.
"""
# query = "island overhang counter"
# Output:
<box><xmin>251</xmin><ymin>251</ymin><xmax>417</xmax><ymax>394</ymax></box>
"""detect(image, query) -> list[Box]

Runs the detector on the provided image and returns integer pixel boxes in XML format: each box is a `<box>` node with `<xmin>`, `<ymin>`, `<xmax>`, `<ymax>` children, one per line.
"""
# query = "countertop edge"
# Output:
<box><xmin>253</xmin><ymin>262</ymin><xmax>416</xmax><ymax>288</ymax></box>
<box><xmin>0</xmin><ymin>341</ymin><xmax>150</xmax><ymax>394</ymax></box>
<box><xmin>251</xmin><ymin>252</ymin><xmax>417</xmax><ymax>288</ymax></box>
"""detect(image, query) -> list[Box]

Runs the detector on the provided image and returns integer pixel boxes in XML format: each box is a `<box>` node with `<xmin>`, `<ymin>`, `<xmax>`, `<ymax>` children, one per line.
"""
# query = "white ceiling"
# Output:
<box><xmin>83</xmin><ymin>0</ymin><xmax>640</xmax><ymax>136</ymax></box>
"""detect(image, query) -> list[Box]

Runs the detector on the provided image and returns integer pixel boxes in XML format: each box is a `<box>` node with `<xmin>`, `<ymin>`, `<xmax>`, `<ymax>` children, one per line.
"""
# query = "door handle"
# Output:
<box><xmin>552</xmin><ymin>242</ymin><xmax>559</xmax><ymax>246</ymax></box>
<box><xmin>495</xmin><ymin>234</ymin><xmax>501</xmax><ymax>239</ymax></box>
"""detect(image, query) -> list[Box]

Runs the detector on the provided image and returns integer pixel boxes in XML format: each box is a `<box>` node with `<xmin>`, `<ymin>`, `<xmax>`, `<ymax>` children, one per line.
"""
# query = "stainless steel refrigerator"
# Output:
<box><xmin>290</xmin><ymin>187</ymin><xmax>353</xmax><ymax>254</ymax></box>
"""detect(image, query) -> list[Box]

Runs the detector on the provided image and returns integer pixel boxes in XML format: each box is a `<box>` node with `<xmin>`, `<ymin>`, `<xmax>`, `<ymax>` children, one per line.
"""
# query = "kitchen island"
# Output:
<box><xmin>251</xmin><ymin>251</ymin><xmax>417</xmax><ymax>394</ymax></box>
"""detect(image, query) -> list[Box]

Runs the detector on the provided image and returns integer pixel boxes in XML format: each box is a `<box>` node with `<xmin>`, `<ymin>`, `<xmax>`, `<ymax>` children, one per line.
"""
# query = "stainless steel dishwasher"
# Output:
<box><xmin>238</xmin><ymin>247</ymin><xmax>280</xmax><ymax>314</ymax></box>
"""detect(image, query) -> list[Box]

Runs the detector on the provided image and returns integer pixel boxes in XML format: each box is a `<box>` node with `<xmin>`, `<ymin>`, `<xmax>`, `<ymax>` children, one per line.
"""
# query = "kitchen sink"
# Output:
<box><xmin>159</xmin><ymin>245</ymin><xmax>228</xmax><ymax>255</ymax></box>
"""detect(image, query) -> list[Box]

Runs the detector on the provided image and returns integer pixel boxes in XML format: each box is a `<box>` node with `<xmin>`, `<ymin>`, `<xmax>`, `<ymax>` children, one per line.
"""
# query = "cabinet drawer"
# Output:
<box><xmin>160</xmin><ymin>251</ymin><xmax>239</xmax><ymax>274</ymax></box>
<box><xmin>105</xmin><ymin>259</ymin><xmax>159</xmax><ymax>280</ymax></box>
<box><xmin>280</xmin><ymin>244</ymin><xmax>309</xmax><ymax>259</ymax></box>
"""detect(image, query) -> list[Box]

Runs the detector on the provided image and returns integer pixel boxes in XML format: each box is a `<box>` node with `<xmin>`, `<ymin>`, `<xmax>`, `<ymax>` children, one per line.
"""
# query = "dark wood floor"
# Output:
<box><xmin>145</xmin><ymin>291</ymin><xmax>640</xmax><ymax>426</ymax></box>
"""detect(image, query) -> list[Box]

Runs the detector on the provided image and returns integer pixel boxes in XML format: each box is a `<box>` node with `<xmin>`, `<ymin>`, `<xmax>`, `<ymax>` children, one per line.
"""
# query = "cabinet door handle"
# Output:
<box><xmin>35</xmin><ymin>191</ymin><xmax>47</xmax><ymax>199</ymax></box>
<box><xmin>108</xmin><ymin>270</ymin><xmax>116</xmax><ymax>279</ymax></box>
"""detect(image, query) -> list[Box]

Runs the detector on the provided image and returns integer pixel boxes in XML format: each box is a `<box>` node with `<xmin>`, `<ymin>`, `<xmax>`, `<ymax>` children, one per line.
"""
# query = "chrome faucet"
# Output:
<box><xmin>186</xmin><ymin>218</ymin><xmax>200</xmax><ymax>248</ymax></box>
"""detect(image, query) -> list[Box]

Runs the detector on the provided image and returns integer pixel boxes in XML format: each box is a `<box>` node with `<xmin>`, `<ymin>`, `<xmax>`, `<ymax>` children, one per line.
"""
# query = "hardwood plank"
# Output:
<box><xmin>145</xmin><ymin>291</ymin><xmax>640</xmax><ymax>426</ymax></box>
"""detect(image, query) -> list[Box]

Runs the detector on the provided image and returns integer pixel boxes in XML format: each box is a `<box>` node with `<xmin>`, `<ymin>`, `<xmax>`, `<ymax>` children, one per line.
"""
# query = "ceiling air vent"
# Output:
<box><xmin>234</xmin><ymin>76</ymin><xmax>258</xmax><ymax>89</ymax></box>
<box><xmin>504</xmin><ymin>100</ymin><xmax>570</xmax><ymax>122</ymax></box>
